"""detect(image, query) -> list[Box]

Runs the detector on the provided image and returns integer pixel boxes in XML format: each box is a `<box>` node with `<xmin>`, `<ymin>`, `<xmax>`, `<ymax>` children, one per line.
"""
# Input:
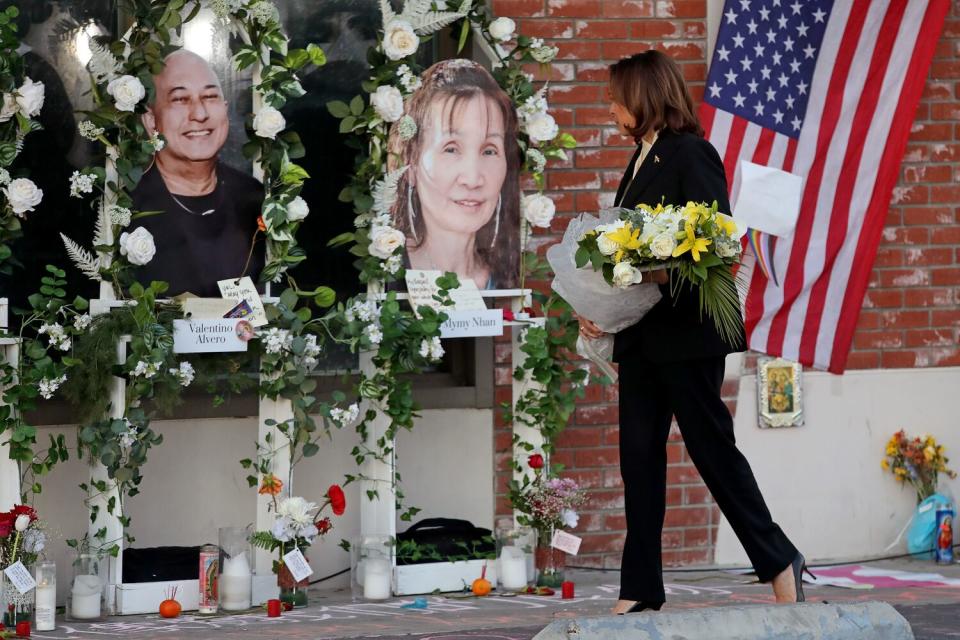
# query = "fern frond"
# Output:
<box><xmin>410</xmin><ymin>10</ymin><xmax>468</xmax><ymax>35</ymax></box>
<box><xmin>402</xmin><ymin>0</ymin><xmax>433</xmax><ymax>19</ymax></box>
<box><xmin>60</xmin><ymin>233</ymin><xmax>102</xmax><ymax>282</ymax></box>
<box><xmin>379</xmin><ymin>0</ymin><xmax>396</xmax><ymax>24</ymax></box>
<box><xmin>93</xmin><ymin>202</ymin><xmax>109</xmax><ymax>247</ymax></box>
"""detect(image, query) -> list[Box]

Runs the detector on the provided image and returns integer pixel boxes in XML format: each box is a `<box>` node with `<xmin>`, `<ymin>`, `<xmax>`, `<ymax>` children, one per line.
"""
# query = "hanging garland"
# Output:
<box><xmin>328</xmin><ymin>0</ymin><xmax>587</xmax><ymax>519</ymax></box>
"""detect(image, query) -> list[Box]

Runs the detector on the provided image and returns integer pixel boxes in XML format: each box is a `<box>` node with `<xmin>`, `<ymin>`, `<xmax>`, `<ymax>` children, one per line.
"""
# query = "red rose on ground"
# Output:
<box><xmin>327</xmin><ymin>485</ymin><xmax>346</xmax><ymax>516</ymax></box>
<box><xmin>528</xmin><ymin>454</ymin><xmax>544</xmax><ymax>469</ymax></box>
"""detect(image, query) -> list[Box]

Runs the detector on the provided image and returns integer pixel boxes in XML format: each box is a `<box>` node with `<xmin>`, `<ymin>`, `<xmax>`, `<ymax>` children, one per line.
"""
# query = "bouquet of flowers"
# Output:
<box><xmin>508</xmin><ymin>454</ymin><xmax>586</xmax><ymax>545</ymax></box>
<box><xmin>574</xmin><ymin>201</ymin><xmax>745</xmax><ymax>346</ymax></box>
<box><xmin>0</xmin><ymin>504</ymin><xmax>46</xmax><ymax>568</ymax></box>
<box><xmin>882</xmin><ymin>430</ymin><xmax>957</xmax><ymax>502</ymax></box>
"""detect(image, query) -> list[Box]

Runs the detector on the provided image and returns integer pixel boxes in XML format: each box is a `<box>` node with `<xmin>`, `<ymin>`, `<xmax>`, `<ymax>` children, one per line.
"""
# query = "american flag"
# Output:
<box><xmin>701</xmin><ymin>0</ymin><xmax>949</xmax><ymax>373</ymax></box>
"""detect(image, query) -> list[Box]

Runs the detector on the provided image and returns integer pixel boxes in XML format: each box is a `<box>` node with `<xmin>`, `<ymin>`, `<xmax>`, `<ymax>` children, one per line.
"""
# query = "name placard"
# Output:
<box><xmin>173</xmin><ymin>319</ymin><xmax>249</xmax><ymax>353</ymax></box>
<box><xmin>440</xmin><ymin>309</ymin><xmax>504</xmax><ymax>338</ymax></box>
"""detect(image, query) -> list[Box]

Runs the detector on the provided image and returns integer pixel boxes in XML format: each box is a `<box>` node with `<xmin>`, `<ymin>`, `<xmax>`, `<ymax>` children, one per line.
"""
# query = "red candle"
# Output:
<box><xmin>267</xmin><ymin>599</ymin><xmax>282</xmax><ymax>617</ymax></box>
<box><xmin>15</xmin><ymin>620</ymin><xmax>30</xmax><ymax>637</ymax></box>
<box><xmin>561</xmin><ymin>581</ymin><xmax>575</xmax><ymax>599</ymax></box>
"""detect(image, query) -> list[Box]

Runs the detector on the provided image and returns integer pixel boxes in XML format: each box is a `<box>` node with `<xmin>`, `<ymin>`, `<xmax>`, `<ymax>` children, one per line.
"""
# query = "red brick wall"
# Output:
<box><xmin>492</xmin><ymin>0</ymin><xmax>960</xmax><ymax>568</ymax></box>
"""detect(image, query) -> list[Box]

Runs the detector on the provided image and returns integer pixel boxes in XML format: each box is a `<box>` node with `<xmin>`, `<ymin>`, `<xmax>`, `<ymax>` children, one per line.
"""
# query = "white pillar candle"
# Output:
<box><xmin>219</xmin><ymin>552</ymin><xmax>252</xmax><ymax>611</ymax></box>
<box><xmin>499</xmin><ymin>546</ymin><xmax>528</xmax><ymax>590</ymax></box>
<box><xmin>35</xmin><ymin>583</ymin><xmax>56</xmax><ymax>631</ymax></box>
<box><xmin>70</xmin><ymin>574</ymin><xmax>102</xmax><ymax>619</ymax></box>
<box><xmin>362</xmin><ymin>558</ymin><xmax>391</xmax><ymax>600</ymax></box>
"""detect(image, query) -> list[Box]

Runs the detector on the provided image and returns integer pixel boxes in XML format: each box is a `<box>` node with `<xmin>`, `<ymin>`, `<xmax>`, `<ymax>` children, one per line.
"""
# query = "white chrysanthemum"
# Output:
<box><xmin>78</xmin><ymin>120</ymin><xmax>105</xmax><ymax>141</ymax></box>
<box><xmin>88</xmin><ymin>42</ymin><xmax>121</xmax><ymax>83</ymax></box>
<box><xmin>69</xmin><ymin>171</ymin><xmax>97</xmax><ymax>198</ymax></box>
<box><xmin>278</xmin><ymin>496</ymin><xmax>318</xmax><ymax>527</ymax></box>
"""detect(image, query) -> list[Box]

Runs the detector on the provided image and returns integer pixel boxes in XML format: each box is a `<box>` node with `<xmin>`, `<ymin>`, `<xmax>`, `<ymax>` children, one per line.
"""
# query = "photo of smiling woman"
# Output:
<box><xmin>387</xmin><ymin>59</ymin><xmax>520</xmax><ymax>290</ymax></box>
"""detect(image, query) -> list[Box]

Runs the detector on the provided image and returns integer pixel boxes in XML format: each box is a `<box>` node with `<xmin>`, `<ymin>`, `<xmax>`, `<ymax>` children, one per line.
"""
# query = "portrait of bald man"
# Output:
<box><xmin>129</xmin><ymin>49</ymin><xmax>265</xmax><ymax>297</ymax></box>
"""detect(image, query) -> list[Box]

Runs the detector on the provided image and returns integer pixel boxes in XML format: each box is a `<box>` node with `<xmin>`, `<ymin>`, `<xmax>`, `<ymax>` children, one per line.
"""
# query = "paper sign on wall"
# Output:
<box><xmin>217</xmin><ymin>277</ymin><xmax>268</xmax><ymax>327</ymax></box>
<box><xmin>551</xmin><ymin>530</ymin><xmax>582</xmax><ymax>556</ymax></box>
<box><xmin>173</xmin><ymin>319</ymin><xmax>249</xmax><ymax>353</ymax></box>
<box><xmin>440</xmin><ymin>309</ymin><xmax>503</xmax><ymax>338</ymax></box>
<box><xmin>734</xmin><ymin>161</ymin><xmax>803</xmax><ymax>237</ymax></box>
<box><xmin>282</xmin><ymin>548</ymin><xmax>314</xmax><ymax>583</ymax></box>
<box><xmin>4</xmin><ymin>561</ymin><xmax>36</xmax><ymax>594</ymax></box>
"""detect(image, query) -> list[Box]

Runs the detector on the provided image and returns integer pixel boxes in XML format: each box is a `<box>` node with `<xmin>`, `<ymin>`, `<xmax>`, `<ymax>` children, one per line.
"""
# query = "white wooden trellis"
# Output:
<box><xmin>0</xmin><ymin>298</ymin><xmax>21</xmax><ymax>512</ymax></box>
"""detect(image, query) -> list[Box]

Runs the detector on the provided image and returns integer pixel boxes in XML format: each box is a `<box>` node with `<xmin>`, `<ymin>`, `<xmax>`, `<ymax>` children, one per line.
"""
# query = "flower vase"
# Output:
<box><xmin>278</xmin><ymin>561</ymin><xmax>309</xmax><ymax>608</ymax></box>
<box><xmin>535</xmin><ymin>531</ymin><xmax>565</xmax><ymax>588</ymax></box>
<box><xmin>1</xmin><ymin>567</ymin><xmax>35</xmax><ymax>627</ymax></box>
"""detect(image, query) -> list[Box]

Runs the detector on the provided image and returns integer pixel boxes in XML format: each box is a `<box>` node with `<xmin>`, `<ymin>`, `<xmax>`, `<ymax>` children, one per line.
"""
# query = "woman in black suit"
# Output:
<box><xmin>577</xmin><ymin>51</ymin><xmax>807</xmax><ymax>614</ymax></box>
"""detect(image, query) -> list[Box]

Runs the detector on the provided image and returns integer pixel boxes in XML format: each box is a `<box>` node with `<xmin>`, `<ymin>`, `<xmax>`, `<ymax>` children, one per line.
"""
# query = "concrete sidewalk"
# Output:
<box><xmin>29</xmin><ymin>557</ymin><xmax>960</xmax><ymax>639</ymax></box>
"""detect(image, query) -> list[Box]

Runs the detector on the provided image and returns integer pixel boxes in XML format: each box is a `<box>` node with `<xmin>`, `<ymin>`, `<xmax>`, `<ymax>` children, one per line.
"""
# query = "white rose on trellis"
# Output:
<box><xmin>525</xmin><ymin>111</ymin><xmax>558</xmax><ymax>143</ymax></box>
<box><xmin>371</xmin><ymin>85</ymin><xmax>404</xmax><ymax>123</ymax></box>
<box><xmin>368</xmin><ymin>224</ymin><xmax>405</xmax><ymax>259</ymax></box>
<box><xmin>521</xmin><ymin>193</ymin><xmax>555</xmax><ymax>229</ymax></box>
<box><xmin>286</xmin><ymin>196</ymin><xmax>309</xmax><ymax>221</ymax></box>
<box><xmin>0</xmin><ymin>93</ymin><xmax>16</xmax><ymax>122</ymax></box>
<box><xmin>3</xmin><ymin>178</ymin><xmax>43</xmax><ymax>216</ymax></box>
<box><xmin>650</xmin><ymin>232</ymin><xmax>677</xmax><ymax>259</ymax></box>
<box><xmin>15</xmin><ymin>77</ymin><xmax>45</xmax><ymax>118</ymax></box>
<box><xmin>488</xmin><ymin>17</ymin><xmax>516</xmax><ymax>42</ymax></box>
<box><xmin>262</xmin><ymin>327</ymin><xmax>292</xmax><ymax>354</ymax></box>
<box><xmin>119</xmin><ymin>227</ymin><xmax>156</xmax><ymax>266</ymax></box>
<box><xmin>346</xmin><ymin>298</ymin><xmax>378</xmax><ymax>323</ymax></box>
<box><xmin>612</xmin><ymin>262</ymin><xmax>643</xmax><ymax>288</ymax></box>
<box><xmin>253</xmin><ymin>105</ymin><xmax>286</xmax><ymax>139</ymax></box>
<box><xmin>107</xmin><ymin>75</ymin><xmax>146</xmax><ymax>112</ymax></box>
<box><xmin>383</xmin><ymin>19</ymin><xmax>419</xmax><ymax>60</ymax></box>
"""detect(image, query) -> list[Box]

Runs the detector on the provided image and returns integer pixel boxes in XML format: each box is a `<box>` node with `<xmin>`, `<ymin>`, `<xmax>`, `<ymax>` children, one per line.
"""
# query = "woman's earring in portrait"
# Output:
<box><xmin>407</xmin><ymin>183</ymin><xmax>420</xmax><ymax>244</ymax></box>
<box><xmin>489</xmin><ymin>194</ymin><xmax>501</xmax><ymax>249</ymax></box>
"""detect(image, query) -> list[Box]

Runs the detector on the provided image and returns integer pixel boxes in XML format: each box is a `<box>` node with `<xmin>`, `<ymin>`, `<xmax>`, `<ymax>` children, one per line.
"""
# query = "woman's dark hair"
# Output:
<box><xmin>608</xmin><ymin>50</ymin><xmax>703</xmax><ymax>142</ymax></box>
<box><xmin>387</xmin><ymin>59</ymin><xmax>520</xmax><ymax>289</ymax></box>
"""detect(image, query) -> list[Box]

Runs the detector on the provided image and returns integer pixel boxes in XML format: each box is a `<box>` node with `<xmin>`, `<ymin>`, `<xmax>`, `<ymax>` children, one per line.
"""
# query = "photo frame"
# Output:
<box><xmin>757</xmin><ymin>357</ymin><xmax>803</xmax><ymax>428</ymax></box>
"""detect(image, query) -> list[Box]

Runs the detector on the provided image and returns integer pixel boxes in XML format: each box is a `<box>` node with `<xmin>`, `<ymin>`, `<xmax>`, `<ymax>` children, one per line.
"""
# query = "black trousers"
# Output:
<box><xmin>618</xmin><ymin>355</ymin><xmax>797</xmax><ymax>602</ymax></box>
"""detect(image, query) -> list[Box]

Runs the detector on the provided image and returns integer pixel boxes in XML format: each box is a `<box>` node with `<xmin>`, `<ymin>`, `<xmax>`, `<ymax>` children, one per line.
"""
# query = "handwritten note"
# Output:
<box><xmin>217</xmin><ymin>277</ymin><xmax>267</xmax><ymax>327</ymax></box>
<box><xmin>4</xmin><ymin>561</ymin><xmax>36</xmax><ymax>594</ymax></box>
<box><xmin>282</xmin><ymin>548</ymin><xmax>314</xmax><ymax>583</ymax></box>
<box><xmin>551</xmin><ymin>530</ymin><xmax>582</xmax><ymax>556</ymax></box>
<box><xmin>405</xmin><ymin>269</ymin><xmax>487</xmax><ymax>313</ymax></box>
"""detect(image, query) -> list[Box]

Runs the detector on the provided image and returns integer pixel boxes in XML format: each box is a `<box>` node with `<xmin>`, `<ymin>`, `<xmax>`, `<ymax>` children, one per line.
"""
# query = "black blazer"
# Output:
<box><xmin>612</xmin><ymin>129</ymin><xmax>746</xmax><ymax>363</ymax></box>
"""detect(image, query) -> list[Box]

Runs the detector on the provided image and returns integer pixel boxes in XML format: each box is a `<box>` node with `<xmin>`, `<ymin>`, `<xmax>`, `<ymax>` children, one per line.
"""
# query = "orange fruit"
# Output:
<box><xmin>159</xmin><ymin>598</ymin><xmax>182</xmax><ymax>618</ymax></box>
<box><xmin>471</xmin><ymin>577</ymin><xmax>492</xmax><ymax>596</ymax></box>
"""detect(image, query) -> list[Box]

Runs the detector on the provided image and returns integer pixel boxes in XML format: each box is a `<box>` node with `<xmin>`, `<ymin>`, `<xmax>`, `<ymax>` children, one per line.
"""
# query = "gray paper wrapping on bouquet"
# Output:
<box><xmin>547</xmin><ymin>210</ymin><xmax>663</xmax><ymax>382</ymax></box>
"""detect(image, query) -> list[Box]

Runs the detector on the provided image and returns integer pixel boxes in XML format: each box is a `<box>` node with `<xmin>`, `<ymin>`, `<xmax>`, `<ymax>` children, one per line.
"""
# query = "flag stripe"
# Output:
<box><xmin>798</xmin><ymin>0</ymin><xmax>909</xmax><ymax>366</ymax></box>
<box><xmin>722</xmin><ymin>116</ymin><xmax>749</xmax><ymax>192</ymax></box>
<box><xmin>828</xmin><ymin>0</ymin><xmax>950</xmax><ymax>371</ymax></box>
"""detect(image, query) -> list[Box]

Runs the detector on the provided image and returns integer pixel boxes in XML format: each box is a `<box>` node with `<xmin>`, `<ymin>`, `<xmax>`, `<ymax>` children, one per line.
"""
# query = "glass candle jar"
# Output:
<box><xmin>350</xmin><ymin>535</ymin><xmax>393</xmax><ymax>601</ymax></box>
<box><xmin>218</xmin><ymin>527</ymin><xmax>253</xmax><ymax>611</ymax></box>
<box><xmin>65</xmin><ymin>554</ymin><xmax>106</xmax><ymax>622</ymax></box>
<box><xmin>495</xmin><ymin>520</ymin><xmax>535</xmax><ymax>591</ymax></box>
<box><xmin>34</xmin><ymin>561</ymin><xmax>56</xmax><ymax>631</ymax></box>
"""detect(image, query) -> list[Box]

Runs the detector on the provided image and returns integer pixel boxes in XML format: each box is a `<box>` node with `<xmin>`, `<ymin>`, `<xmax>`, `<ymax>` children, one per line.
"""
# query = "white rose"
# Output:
<box><xmin>383</xmin><ymin>19</ymin><xmax>419</xmax><ymax>61</ymax></box>
<box><xmin>596</xmin><ymin>233</ymin><xmax>618</xmax><ymax>256</ymax></box>
<box><xmin>521</xmin><ymin>193</ymin><xmax>555</xmax><ymax>228</ymax></box>
<box><xmin>119</xmin><ymin>227</ymin><xmax>156</xmax><ymax>266</ymax></box>
<box><xmin>649</xmin><ymin>232</ymin><xmax>677</xmax><ymax>259</ymax></box>
<box><xmin>0</xmin><ymin>93</ymin><xmax>16</xmax><ymax>122</ymax></box>
<box><xmin>525</xmin><ymin>111</ymin><xmax>558</xmax><ymax>143</ymax></box>
<box><xmin>253</xmin><ymin>105</ymin><xmax>286</xmax><ymax>139</ymax></box>
<box><xmin>15</xmin><ymin>77</ymin><xmax>45</xmax><ymax>118</ymax></box>
<box><xmin>612</xmin><ymin>262</ymin><xmax>643</xmax><ymax>288</ymax></box>
<box><xmin>14</xmin><ymin>514</ymin><xmax>30</xmax><ymax>532</ymax></box>
<box><xmin>369</xmin><ymin>224</ymin><xmax>405</xmax><ymax>259</ymax></box>
<box><xmin>488</xmin><ymin>17</ymin><xmax>516</xmax><ymax>42</ymax></box>
<box><xmin>106</xmin><ymin>75</ymin><xmax>146</xmax><ymax>112</ymax></box>
<box><xmin>286</xmin><ymin>196</ymin><xmax>309</xmax><ymax>222</ymax></box>
<box><xmin>3</xmin><ymin>178</ymin><xmax>43</xmax><ymax>216</ymax></box>
<box><xmin>370</xmin><ymin>85</ymin><xmax>404</xmax><ymax>123</ymax></box>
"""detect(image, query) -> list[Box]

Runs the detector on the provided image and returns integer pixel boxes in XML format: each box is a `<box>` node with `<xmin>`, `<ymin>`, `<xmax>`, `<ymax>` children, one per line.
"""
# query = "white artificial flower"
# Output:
<box><xmin>0</xmin><ymin>93</ymin><xmax>16</xmax><ymax>122</ymax></box>
<box><xmin>249</xmin><ymin>0</ymin><xmax>279</xmax><ymax>25</ymax></box>
<box><xmin>531</xmin><ymin>44</ymin><xmax>559</xmax><ymax>64</ymax></box>
<box><xmin>612</xmin><ymin>262</ymin><xmax>643</xmax><ymax>288</ymax></box>
<box><xmin>525</xmin><ymin>111</ymin><xmax>558</xmax><ymax>143</ymax></box>
<box><xmin>131</xmin><ymin>360</ymin><xmax>160</xmax><ymax>378</ymax></box>
<box><xmin>488</xmin><ymin>17</ymin><xmax>516</xmax><ymax>42</ymax></box>
<box><xmin>149</xmin><ymin>131</ymin><xmax>165</xmax><ymax>152</ymax></box>
<box><xmin>15</xmin><ymin>77</ymin><xmax>45</xmax><ymax>118</ymax></box>
<box><xmin>118</xmin><ymin>422</ymin><xmax>138</xmax><ymax>448</ymax></box>
<box><xmin>561</xmin><ymin>509</ymin><xmax>579</xmax><ymax>528</ymax></box>
<box><xmin>420</xmin><ymin>336</ymin><xmax>443</xmax><ymax>360</ymax></box>
<box><xmin>370</xmin><ymin>85</ymin><xmax>404</xmax><ymax>123</ymax></box>
<box><xmin>715</xmin><ymin>236</ymin><xmax>740</xmax><ymax>258</ymax></box>
<box><xmin>521</xmin><ymin>193</ymin><xmax>555</xmax><ymax>229</ymax></box>
<box><xmin>383</xmin><ymin>18</ymin><xmax>419</xmax><ymax>61</ymax></box>
<box><xmin>78</xmin><ymin>120</ymin><xmax>105</xmax><ymax>141</ymax></box>
<box><xmin>596</xmin><ymin>233</ymin><xmax>618</xmax><ymax>256</ymax></box>
<box><xmin>119</xmin><ymin>227</ymin><xmax>156</xmax><ymax>265</ymax></box>
<box><xmin>38</xmin><ymin>374</ymin><xmax>67</xmax><ymax>400</ymax></box>
<box><xmin>253</xmin><ymin>106</ymin><xmax>286</xmax><ymax>139</ymax></box>
<box><xmin>3</xmin><ymin>178</ymin><xmax>43</xmax><ymax>216</ymax></box>
<box><xmin>22</xmin><ymin>529</ymin><xmax>45</xmax><ymax>554</ymax></box>
<box><xmin>14</xmin><ymin>514</ymin><xmax>30</xmax><ymax>532</ymax></box>
<box><xmin>107</xmin><ymin>204</ymin><xmax>132</xmax><ymax>227</ymax></box>
<box><xmin>346</xmin><ymin>299</ymin><xmax>378</xmax><ymax>323</ymax></box>
<box><xmin>397</xmin><ymin>114</ymin><xmax>417</xmax><ymax>140</ymax></box>
<box><xmin>364</xmin><ymin>323</ymin><xmax>383</xmax><ymax>345</ymax></box>
<box><xmin>298</xmin><ymin>333</ymin><xmax>322</xmax><ymax>369</ymax></box>
<box><xmin>385</xmin><ymin>254</ymin><xmax>403</xmax><ymax>274</ymax></box>
<box><xmin>107</xmin><ymin>75</ymin><xmax>146</xmax><ymax>112</ymax></box>
<box><xmin>278</xmin><ymin>496</ymin><xmax>318</xmax><ymax>527</ymax></box>
<box><xmin>396</xmin><ymin>64</ymin><xmax>422</xmax><ymax>92</ymax></box>
<box><xmin>368</xmin><ymin>224</ymin><xmax>405</xmax><ymax>259</ymax></box>
<box><xmin>69</xmin><ymin>171</ymin><xmax>97</xmax><ymax>198</ymax></box>
<box><xmin>169</xmin><ymin>361</ymin><xmax>195</xmax><ymax>387</ymax></box>
<box><xmin>330</xmin><ymin>402</ymin><xmax>360</xmax><ymax>427</ymax></box>
<box><xmin>261</xmin><ymin>327</ymin><xmax>293</xmax><ymax>354</ymax></box>
<box><xmin>286</xmin><ymin>196</ymin><xmax>309</xmax><ymax>222</ymax></box>
<box><xmin>650</xmin><ymin>232</ymin><xmax>677</xmax><ymax>259</ymax></box>
<box><xmin>0</xmin><ymin>168</ymin><xmax>9</xmax><ymax>185</ymax></box>
<box><xmin>210</xmin><ymin>0</ymin><xmax>243</xmax><ymax>18</ymax></box>
<box><xmin>527</xmin><ymin>148</ymin><xmax>546</xmax><ymax>173</ymax></box>
<box><xmin>73</xmin><ymin>314</ymin><xmax>92</xmax><ymax>331</ymax></box>
<box><xmin>88</xmin><ymin>42</ymin><xmax>121</xmax><ymax>83</ymax></box>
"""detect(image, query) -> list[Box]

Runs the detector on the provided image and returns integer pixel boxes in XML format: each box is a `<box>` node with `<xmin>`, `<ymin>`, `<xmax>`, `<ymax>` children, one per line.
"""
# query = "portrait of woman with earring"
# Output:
<box><xmin>387</xmin><ymin>59</ymin><xmax>521</xmax><ymax>290</ymax></box>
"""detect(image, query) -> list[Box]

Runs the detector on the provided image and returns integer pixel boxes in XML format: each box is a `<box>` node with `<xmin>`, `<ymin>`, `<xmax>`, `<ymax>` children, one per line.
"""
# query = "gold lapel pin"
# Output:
<box><xmin>654</xmin><ymin>155</ymin><xmax>660</xmax><ymax>163</ymax></box>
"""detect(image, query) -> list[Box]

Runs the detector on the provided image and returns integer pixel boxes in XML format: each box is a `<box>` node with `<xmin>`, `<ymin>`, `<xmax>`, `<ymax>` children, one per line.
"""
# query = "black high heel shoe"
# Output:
<box><xmin>619</xmin><ymin>601</ymin><xmax>664</xmax><ymax>614</ymax></box>
<box><xmin>791</xmin><ymin>553</ymin><xmax>815</xmax><ymax>603</ymax></box>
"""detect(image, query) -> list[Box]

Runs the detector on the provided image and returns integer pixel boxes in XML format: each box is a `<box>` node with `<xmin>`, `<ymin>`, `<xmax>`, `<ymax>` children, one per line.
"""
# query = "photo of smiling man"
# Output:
<box><xmin>387</xmin><ymin>59</ymin><xmax>520</xmax><ymax>290</ymax></box>
<box><xmin>129</xmin><ymin>49</ymin><xmax>265</xmax><ymax>297</ymax></box>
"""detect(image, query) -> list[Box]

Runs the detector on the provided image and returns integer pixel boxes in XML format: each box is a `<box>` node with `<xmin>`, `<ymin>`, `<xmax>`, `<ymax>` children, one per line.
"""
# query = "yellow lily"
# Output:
<box><xmin>672</xmin><ymin>221</ymin><xmax>712</xmax><ymax>262</ymax></box>
<box><xmin>605</xmin><ymin>224</ymin><xmax>643</xmax><ymax>263</ymax></box>
<box><xmin>716</xmin><ymin>213</ymin><xmax>738</xmax><ymax>237</ymax></box>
